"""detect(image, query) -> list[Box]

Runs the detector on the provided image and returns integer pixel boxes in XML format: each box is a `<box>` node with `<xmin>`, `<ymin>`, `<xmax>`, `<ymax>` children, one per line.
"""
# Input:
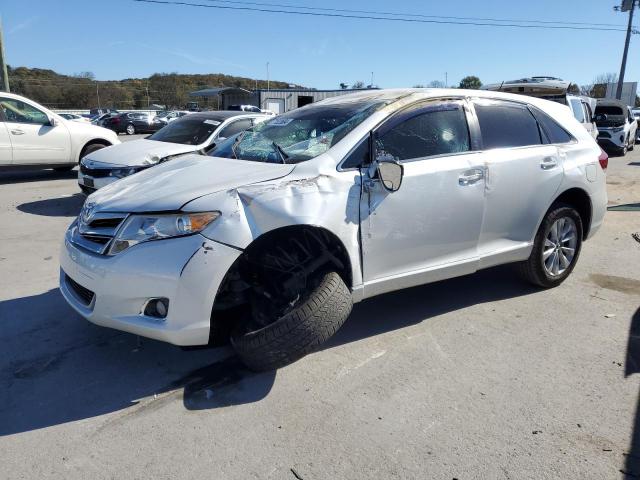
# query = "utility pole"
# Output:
<box><xmin>95</xmin><ymin>81</ymin><xmax>101</xmax><ymax>108</ymax></box>
<box><xmin>266</xmin><ymin>62</ymin><xmax>270</xmax><ymax>91</ymax></box>
<box><xmin>0</xmin><ymin>18</ymin><xmax>10</xmax><ymax>92</ymax></box>
<box><xmin>616</xmin><ymin>0</ymin><xmax>637</xmax><ymax>100</ymax></box>
<box><xmin>445</xmin><ymin>72</ymin><xmax>448</xmax><ymax>88</ymax></box>
<box><xmin>146</xmin><ymin>82</ymin><xmax>150</xmax><ymax>108</ymax></box>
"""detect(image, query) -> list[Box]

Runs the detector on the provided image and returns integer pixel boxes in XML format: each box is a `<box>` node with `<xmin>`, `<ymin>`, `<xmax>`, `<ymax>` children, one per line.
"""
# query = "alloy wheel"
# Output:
<box><xmin>542</xmin><ymin>217</ymin><xmax>578</xmax><ymax>277</ymax></box>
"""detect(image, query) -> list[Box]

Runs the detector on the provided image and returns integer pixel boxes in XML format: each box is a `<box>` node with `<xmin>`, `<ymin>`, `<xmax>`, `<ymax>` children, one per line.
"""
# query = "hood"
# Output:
<box><xmin>87</xmin><ymin>154</ymin><xmax>295</xmax><ymax>212</ymax></box>
<box><xmin>63</xmin><ymin>119</ymin><xmax>119</xmax><ymax>142</ymax></box>
<box><xmin>82</xmin><ymin>138</ymin><xmax>197</xmax><ymax>167</ymax></box>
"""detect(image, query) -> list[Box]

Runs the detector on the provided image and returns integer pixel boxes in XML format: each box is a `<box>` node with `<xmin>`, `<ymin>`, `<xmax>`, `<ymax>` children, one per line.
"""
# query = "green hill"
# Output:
<box><xmin>7</xmin><ymin>66</ymin><xmax>295</xmax><ymax>110</ymax></box>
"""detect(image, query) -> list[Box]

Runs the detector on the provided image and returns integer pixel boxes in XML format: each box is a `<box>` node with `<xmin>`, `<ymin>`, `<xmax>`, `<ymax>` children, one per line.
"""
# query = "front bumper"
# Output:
<box><xmin>60</xmin><ymin>229</ymin><xmax>241</xmax><ymax>346</ymax></box>
<box><xmin>78</xmin><ymin>169</ymin><xmax>117</xmax><ymax>191</ymax></box>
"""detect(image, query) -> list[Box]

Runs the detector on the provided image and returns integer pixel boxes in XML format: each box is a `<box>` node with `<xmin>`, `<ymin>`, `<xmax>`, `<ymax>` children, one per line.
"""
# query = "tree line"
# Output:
<box><xmin>7</xmin><ymin>66</ymin><xmax>291</xmax><ymax>110</ymax></box>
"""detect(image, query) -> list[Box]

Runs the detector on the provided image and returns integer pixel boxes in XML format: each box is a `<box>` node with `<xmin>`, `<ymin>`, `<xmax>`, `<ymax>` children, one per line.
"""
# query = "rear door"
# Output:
<box><xmin>470</xmin><ymin>99</ymin><xmax>564</xmax><ymax>265</ymax></box>
<box><xmin>0</xmin><ymin>96</ymin><xmax>71</xmax><ymax>165</ymax></box>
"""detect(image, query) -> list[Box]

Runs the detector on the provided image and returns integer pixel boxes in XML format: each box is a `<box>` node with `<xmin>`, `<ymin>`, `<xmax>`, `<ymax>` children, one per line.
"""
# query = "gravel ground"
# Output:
<box><xmin>0</xmin><ymin>143</ymin><xmax>639</xmax><ymax>480</ymax></box>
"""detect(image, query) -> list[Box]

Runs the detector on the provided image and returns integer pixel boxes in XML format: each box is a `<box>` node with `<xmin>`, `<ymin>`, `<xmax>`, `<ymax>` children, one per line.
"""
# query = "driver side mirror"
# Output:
<box><xmin>376</xmin><ymin>161</ymin><xmax>404</xmax><ymax>192</ymax></box>
<box><xmin>49</xmin><ymin>116</ymin><xmax>59</xmax><ymax>127</ymax></box>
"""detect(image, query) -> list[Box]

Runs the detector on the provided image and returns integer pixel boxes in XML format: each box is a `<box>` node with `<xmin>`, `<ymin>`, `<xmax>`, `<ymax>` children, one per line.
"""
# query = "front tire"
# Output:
<box><xmin>126</xmin><ymin>124</ymin><xmax>135</xmax><ymax>135</ymax></box>
<box><xmin>518</xmin><ymin>204</ymin><xmax>583</xmax><ymax>288</ymax></box>
<box><xmin>231</xmin><ymin>271</ymin><xmax>352</xmax><ymax>371</ymax></box>
<box><xmin>81</xmin><ymin>143</ymin><xmax>107</xmax><ymax>160</ymax></box>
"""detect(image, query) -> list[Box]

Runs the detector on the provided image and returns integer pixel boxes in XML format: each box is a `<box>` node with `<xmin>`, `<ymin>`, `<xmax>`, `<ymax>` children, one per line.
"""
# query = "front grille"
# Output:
<box><xmin>65</xmin><ymin>274</ymin><xmax>95</xmax><ymax>306</ymax></box>
<box><xmin>80</xmin><ymin>163</ymin><xmax>112</xmax><ymax>178</ymax></box>
<box><xmin>598</xmin><ymin>131</ymin><xmax>611</xmax><ymax>139</ymax></box>
<box><xmin>71</xmin><ymin>212</ymin><xmax>128</xmax><ymax>255</ymax></box>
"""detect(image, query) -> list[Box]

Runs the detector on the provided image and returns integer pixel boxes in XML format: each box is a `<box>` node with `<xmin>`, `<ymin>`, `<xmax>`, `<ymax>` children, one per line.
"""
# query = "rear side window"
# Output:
<box><xmin>474</xmin><ymin>102</ymin><xmax>542</xmax><ymax>149</ymax></box>
<box><xmin>530</xmin><ymin>107</ymin><xmax>574</xmax><ymax>144</ymax></box>
<box><xmin>375</xmin><ymin>103</ymin><xmax>470</xmax><ymax>161</ymax></box>
<box><xmin>570</xmin><ymin>99</ymin><xmax>585</xmax><ymax>123</ymax></box>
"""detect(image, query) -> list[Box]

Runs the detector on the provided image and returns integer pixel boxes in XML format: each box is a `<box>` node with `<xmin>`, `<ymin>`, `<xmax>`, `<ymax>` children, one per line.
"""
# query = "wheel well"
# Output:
<box><xmin>552</xmin><ymin>188</ymin><xmax>592</xmax><ymax>239</ymax></box>
<box><xmin>209</xmin><ymin>225</ymin><xmax>353</xmax><ymax>343</ymax></box>
<box><xmin>79</xmin><ymin>139</ymin><xmax>111</xmax><ymax>162</ymax></box>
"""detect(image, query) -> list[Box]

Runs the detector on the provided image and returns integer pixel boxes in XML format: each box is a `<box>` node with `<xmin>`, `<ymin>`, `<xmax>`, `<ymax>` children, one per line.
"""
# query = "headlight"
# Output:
<box><xmin>107</xmin><ymin>211</ymin><xmax>220</xmax><ymax>255</ymax></box>
<box><xmin>611</xmin><ymin>126</ymin><xmax>624</xmax><ymax>133</ymax></box>
<box><xmin>110</xmin><ymin>167</ymin><xmax>140</xmax><ymax>178</ymax></box>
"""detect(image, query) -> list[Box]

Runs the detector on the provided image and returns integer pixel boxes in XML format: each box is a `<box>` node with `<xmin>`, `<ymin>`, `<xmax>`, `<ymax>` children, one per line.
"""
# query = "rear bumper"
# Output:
<box><xmin>59</xmin><ymin>230</ymin><xmax>242</xmax><ymax>346</ymax></box>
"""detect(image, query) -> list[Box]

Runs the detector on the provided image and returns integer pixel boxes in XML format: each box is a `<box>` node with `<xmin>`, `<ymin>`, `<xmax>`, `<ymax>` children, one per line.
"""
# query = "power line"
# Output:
<box><xmin>133</xmin><ymin>0</ymin><xmax>635</xmax><ymax>32</ymax></box>
<box><xmin>198</xmin><ymin>0</ymin><xmax>637</xmax><ymax>29</ymax></box>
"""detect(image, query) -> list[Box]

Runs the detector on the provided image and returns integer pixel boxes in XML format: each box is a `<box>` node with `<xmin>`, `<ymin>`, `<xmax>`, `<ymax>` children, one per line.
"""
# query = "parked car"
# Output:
<box><xmin>60</xmin><ymin>89</ymin><xmax>607</xmax><ymax>371</ymax></box>
<box><xmin>594</xmin><ymin>99</ymin><xmax>637</xmax><ymax>155</ymax></box>
<box><xmin>228</xmin><ymin>104</ymin><xmax>263</xmax><ymax>113</ymax></box>
<box><xmin>0</xmin><ymin>92</ymin><xmax>119</xmax><ymax>172</ymax></box>
<box><xmin>58</xmin><ymin>113</ymin><xmax>90</xmax><ymax>123</ymax></box>
<box><xmin>102</xmin><ymin>112</ymin><xmax>162</xmax><ymax>135</ymax></box>
<box><xmin>77</xmin><ymin>111</ymin><xmax>268</xmax><ymax>193</ymax></box>
<box><xmin>91</xmin><ymin>112</ymin><xmax>118</xmax><ymax>126</ymax></box>
<box><xmin>90</xmin><ymin>108</ymin><xmax>117</xmax><ymax>117</ymax></box>
<box><xmin>155</xmin><ymin>110</ymin><xmax>190</xmax><ymax>125</ymax></box>
<box><xmin>632</xmin><ymin>108</ymin><xmax>640</xmax><ymax>141</ymax></box>
<box><xmin>566</xmin><ymin>95</ymin><xmax>598</xmax><ymax>140</ymax></box>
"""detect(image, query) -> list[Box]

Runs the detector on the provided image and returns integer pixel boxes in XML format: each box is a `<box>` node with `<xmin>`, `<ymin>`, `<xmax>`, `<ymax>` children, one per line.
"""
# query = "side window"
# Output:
<box><xmin>218</xmin><ymin>119</ymin><xmax>252</xmax><ymax>139</ymax></box>
<box><xmin>530</xmin><ymin>107</ymin><xmax>574</xmax><ymax>144</ymax></box>
<box><xmin>375</xmin><ymin>103</ymin><xmax>470</xmax><ymax>161</ymax></box>
<box><xmin>342</xmin><ymin>137</ymin><xmax>369</xmax><ymax>169</ymax></box>
<box><xmin>474</xmin><ymin>102</ymin><xmax>542</xmax><ymax>149</ymax></box>
<box><xmin>0</xmin><ymin>98</ymin><xmax>49</xmax><ymax>125</ymax></box>
<box><xmin>570</xmin><ymin>99</ymin><xmax>586</xmax><ymax>123</ymax></box>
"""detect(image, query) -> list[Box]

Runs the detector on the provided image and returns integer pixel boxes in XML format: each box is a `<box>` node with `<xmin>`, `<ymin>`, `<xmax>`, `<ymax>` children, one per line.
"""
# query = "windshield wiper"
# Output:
<box><xmin>272</xmin><ymin>141</ymin><xmax>289</xmax><ymax>164</ymax></box>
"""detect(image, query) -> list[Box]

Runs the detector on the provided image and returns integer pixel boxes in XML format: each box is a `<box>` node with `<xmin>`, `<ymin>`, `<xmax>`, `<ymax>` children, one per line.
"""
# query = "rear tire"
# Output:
<box><xmin>518</xmin><ymin>204</ymin><xmax>583</xmax><ymax>288</ymax></box>
<box><xmin>126</xmin><ymin>124</ymin><xmax>135</xmax><ymax>135</ymax></box>
<box><xmin>231</xmin><ymin>272</ymin><xmax>352</xmax><ymax>371</ymax></box>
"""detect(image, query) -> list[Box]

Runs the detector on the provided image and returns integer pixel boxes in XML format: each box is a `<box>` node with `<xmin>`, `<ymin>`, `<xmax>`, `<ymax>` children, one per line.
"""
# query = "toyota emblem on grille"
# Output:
<box><xmin>80</xmin><ymin>202</ymin><xmax>96</xmax><ymax>224</ymax></box>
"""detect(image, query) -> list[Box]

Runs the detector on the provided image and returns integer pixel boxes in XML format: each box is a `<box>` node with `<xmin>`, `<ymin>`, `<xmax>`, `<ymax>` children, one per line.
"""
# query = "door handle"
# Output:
<box><xmin>541</xmin><ymin>156</ymin><xmax>558</xmax><ymax>170</ymax></box>
<box><xmin>10</xmin><ymin>129</ymin><xmax>24</xmax><ymax>135</ymax></box>
<box><xmin>459</xmin><ymin>168</ymin><xmax>484</xmax><ymax>186</ymax></box>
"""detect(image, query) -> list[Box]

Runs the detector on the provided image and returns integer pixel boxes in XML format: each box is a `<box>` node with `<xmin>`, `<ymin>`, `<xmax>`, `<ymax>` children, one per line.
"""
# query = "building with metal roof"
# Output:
<box><xmin>188</xmin><ymin>86</ymin><xmax>378</xmax><ymax>114</ymax></box>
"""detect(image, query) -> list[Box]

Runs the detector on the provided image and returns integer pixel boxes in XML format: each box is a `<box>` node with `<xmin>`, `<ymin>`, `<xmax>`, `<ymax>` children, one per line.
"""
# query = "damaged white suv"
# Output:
<box><xmin>60</xmin><ymin>89</ymin><xmax>607</xmax><ymax>371</ymax></box>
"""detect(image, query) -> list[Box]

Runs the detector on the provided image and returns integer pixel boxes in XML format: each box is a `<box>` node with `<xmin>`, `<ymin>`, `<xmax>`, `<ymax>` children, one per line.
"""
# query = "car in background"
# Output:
<box><xmin>594</xmin><ymin>100</ymin><xmax>637</xmax><ymax>155</ymax></box>
<box><xmin>90</xmin><ymin>108</ymin><xmax>117</xmax><ymax>117</ymax></box>
<box><xmin>0</xmin><ymin>92</ymin><xmax>119</xmax><ymax>172</ymax></box>
<box><xmin>91</xmin><ymin>112</ymin><xmax>118</xmax><ymax>126</ymax></box>
<box><xmin>155</xmin><ymin>110</ymin><xmax>190</xmax><ymax>125</ymax></box>
<box><xmin>58</xmin><ymin>113</ymin><xmax>90</xmax><ymax>123</ymax></box>
<box><xmin>102</xmin><ymin>112</ymin><xmax>162</xmax><ymax>135</ymax></box>
<box><xmin>78</xmin><ymin>111</ymin><xmax>269</xmax><ymax>193</ymax></box>
<box><xmin>632</xmin><ymin>107</ymin><xmax>640</xmax><ymax>141</ymax></box>
<box><xmin>228</xmin><ymin>104</ymin><xmax>263</xmax><ymax>113</ymax></box>
<box><xmin>61</xmin><ymin>88</ymin><xmax>607</xmax><ymax>371</ymax></box>
<box><xmin>566</xmin><ymin>95</ymin><xmax>598</xmax><ymax>140</ymax></box>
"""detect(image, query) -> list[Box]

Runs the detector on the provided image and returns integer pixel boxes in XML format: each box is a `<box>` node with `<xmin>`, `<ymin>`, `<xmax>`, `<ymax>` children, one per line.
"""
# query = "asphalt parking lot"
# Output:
<box><xmin>1</xmin><ymin>139</ymin><xmax>639</xmax><ymax>479</ymax></box>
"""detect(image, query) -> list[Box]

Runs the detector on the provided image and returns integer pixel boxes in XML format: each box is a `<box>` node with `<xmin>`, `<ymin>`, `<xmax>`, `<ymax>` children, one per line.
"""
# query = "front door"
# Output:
<box><xmin>0</xmin><ymin>120</ymin><xmax>12</xmax><ymax>165</ymax></box>
<box><xmin>0</xmin><ymin>97</ymin><xmax>70</xmax><ymax>165</ymax></box>
<box><xmin>360</xmin><ymin>100</ymin><xmax>485</xmax><ymax>297</ymax></box>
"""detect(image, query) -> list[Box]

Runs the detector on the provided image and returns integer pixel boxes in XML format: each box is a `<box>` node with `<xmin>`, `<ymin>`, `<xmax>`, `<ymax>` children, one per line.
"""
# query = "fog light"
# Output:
<box><xmin>144</xmin><ymin>298</ymin><xmax>169</xmax><ymax>319</ymax></box>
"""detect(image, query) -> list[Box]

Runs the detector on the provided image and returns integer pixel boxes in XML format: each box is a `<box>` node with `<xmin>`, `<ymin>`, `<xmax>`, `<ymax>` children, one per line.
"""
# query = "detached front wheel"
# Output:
<box><xmin>231</xmin><ymin>271</ymin><xmax>352</xmax><ymax>371</ymax></box>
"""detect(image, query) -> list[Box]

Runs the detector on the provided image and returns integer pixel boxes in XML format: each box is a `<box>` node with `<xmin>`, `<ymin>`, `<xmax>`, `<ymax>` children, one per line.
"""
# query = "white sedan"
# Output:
<box><xmin>78</xmin><ymin>111</ymin><xmax>269</xmax><ymax>193</ymax></box>
<box><xmin>0</xmin><ymin>92</ymin><xmax>119</xmax><ymax>172</ymax></box>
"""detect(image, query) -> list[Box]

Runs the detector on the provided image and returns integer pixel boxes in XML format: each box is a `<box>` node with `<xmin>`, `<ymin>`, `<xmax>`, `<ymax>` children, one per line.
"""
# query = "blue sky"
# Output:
<box><xmin>2</xmin><ymin>0</ymin><xmax>638</xmax><ymax>89</ymax></box>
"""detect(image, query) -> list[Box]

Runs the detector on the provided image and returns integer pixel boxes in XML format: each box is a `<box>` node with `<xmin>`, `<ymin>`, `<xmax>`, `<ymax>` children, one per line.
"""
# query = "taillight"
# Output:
<box><xmin>598</xmin><ymin>148</ymin><xmax>608</xmax><ymax>171</ymax></box>
<box><xmin>112</xmin><ymin>117</ymin><xmax>121</xmax><ymax>124</ymax></box>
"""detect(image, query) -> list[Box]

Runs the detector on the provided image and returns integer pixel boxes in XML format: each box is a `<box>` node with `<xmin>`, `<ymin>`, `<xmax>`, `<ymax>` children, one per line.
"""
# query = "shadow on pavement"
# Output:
<box><xmin>1</xmin><ymin>266</ymin><xmax>536</xmax><ymax>436</ymax></box>
<box><xmin>0</xmin><ymin>169</ymin><xmax>77</xmax><ymax>185</ymax></box>
<box><xmin>327</xmin><ymin>265</ymin><xmax>536</xmax><ymax>350</ymax></box>
<box><xmin>17</xmin><ymin>193</ymin><xmax>85</xmax><ymax>217</ymax></box>
<box><xmin>623</xmin><ymin>307</ymin><xmax>640</xmax><ymax>478</ymax></box>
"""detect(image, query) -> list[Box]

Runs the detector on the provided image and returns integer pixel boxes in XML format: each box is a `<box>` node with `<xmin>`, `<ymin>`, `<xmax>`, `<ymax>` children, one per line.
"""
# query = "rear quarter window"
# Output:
<box><xmin>530</xmin><ymin>107</ymin><xmax>574</xmax><ymax>144</ymax></box>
